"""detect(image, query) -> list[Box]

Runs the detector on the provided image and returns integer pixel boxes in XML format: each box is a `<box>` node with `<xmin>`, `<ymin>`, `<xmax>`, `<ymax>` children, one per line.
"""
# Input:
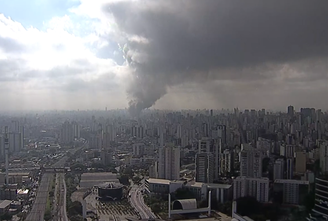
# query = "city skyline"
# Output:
<box><xmin>0</xmin><ymin>97</ymin><xmax>327</xmax><ymax>220</ymax></box>
<box><xmin>0</xmin><ymin>1</ymin><xmax>327</xmax><ymax>112</ymax></box>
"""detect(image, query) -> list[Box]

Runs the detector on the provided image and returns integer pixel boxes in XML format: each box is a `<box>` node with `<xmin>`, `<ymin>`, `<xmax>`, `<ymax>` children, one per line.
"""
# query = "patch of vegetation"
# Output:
<box><xmin>236</xmin><ymin>196</ymin><xmax>292</xmax><ymax>221</ymax></box>
<box><xmin>44</xmin><ymin>175</ymin><xmax>56</xmax><ymax>221</ymax></box>
<box><xmin>65</xmin><ymin>173</ymin><xmax>84</xmax><ymax>220</ymax></box>
<box><xmin>144</xmin><ymin>194</ymin><xmax>168</xmax><ymax>215</ymax></box>
<box><xmin>44</xmin><ymin>192</ymin><xmax>52</xmax><ymax>220</ymax></box>
<box><xmin>0</xmin><ymin>213</ymin><xmax>12</xmax><ymax>221</ymax></box>
<box><xmin>132</xmin><ymin>176</ymin><xmax>142</xmax><ymax>185</ymax></box>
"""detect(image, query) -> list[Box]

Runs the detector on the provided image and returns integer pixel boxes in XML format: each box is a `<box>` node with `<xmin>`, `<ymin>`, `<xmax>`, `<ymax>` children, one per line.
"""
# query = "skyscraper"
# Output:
<box><xmin>132</xmin><ymin>125</ymin><xmax>144</xmax><ymax>139</ymax></box>
<box><xmin>286</xmin><ymin>158</ymin><xmax>294</xmax><ymax>179</ymax></box>
<box><xmin>217</xmin><ymin>125</ymin><xmax>227</xmax><ymax>145</ymax></box>
<box><xmin>103</xmin><ymin>124</ymin><xmax>116</xmax><ymax>149</ymax></box>
<box><xmin>158</xmin><ymin>144</ymin><xmax>180</xmax><ymax>180</ymax></box>
<box><xmin>319</xmin><ymin>141</ymin><xmax>328</xmax><ymax>173</ymax></box>
<box><xmin>220</xmin><ymin>149</ymin><xmax>232</xmax><ymax>176</ymax></box>
<box><xmin>240</xmin><ymin>149</ymin><xmax>263</xmax><ymax>178</ymax></box>
<box><xmin>198</xmin><ymin>137</ymin><xmax>220</xmax><ymax>180</ymax></box>
<box><xmin>287</xmin><ymin>105</ymin><xmax>294</xmax><ymax>117</ymax></box>
<box><xmin>273</xmin><ymin>158</ymin><xmax>284</xmax><ymax>180</ymax></box>
<box><xmin>196</xmin><ymin>152</ymin><xmax>214</xmax><ymax>183</ymax></box>
<box><xmin>60</xmin><ymin>121</ymin><xmax>74</xmax><ymax>144</ymax></box>
<box><xmin>233</xmin><ymin>176</ymin><xmax>269</xmax><ymax>203</ymax></box>
<box><xmin>274</xmin><ymin>179</ymin><xmax>309</xmax><ymax>205</ymax></box>
<box><xmin>295</xmin><ymin>151</ymin><xmax>306</xmax><ymax>173</ymax></box>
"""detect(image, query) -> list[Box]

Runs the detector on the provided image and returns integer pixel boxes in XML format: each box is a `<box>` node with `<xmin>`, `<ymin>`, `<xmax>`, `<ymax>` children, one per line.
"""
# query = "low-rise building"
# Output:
<box><xmin>233</xmin><ymin>176</ymin><xmax>269</xmax><ymax>203</ymax></box>
<box><xmin>145</xmin><ymin>178</ymin><xmax>184</xmax><ymax>194</ymax></box>
<box><xmin>0</xmin><ymin>200</ymin><xmax>11</xmax><ymax>214</ymax></box>
<box><xmin>274</xmin><ymin>179</ymin><xmax>309</xmax><ymax>205</ymax></box>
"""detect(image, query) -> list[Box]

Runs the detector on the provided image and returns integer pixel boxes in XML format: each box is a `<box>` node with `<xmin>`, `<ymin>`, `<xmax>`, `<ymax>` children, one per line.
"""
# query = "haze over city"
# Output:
<box><xmin>1</xmin><ymin>1</ymin><xmax>328</xmax><ymax>221</ymax></box>
<box><xmin>0</xmin><ymin>0</ymin><xmax>327</xmax><ymax>112</ymax></box>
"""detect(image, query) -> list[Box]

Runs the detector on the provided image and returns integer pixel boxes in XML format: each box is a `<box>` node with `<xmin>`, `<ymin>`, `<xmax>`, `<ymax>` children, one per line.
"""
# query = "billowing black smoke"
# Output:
<box><xmin>105</xmin><ymin>0</ymin><xmax>328</xmax><ymax>115</ymax></box>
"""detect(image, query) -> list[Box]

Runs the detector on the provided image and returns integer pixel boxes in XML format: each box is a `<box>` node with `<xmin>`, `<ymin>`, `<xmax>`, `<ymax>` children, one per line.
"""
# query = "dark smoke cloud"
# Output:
<box><xmin>103</xmin><ymin>0</ymin><xmax>328</xmax><ymax>115</ymax></box>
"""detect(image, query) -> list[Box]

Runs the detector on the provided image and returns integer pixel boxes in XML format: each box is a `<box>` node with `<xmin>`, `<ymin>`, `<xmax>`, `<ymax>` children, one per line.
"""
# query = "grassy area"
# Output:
<box><xmin>44</xmin><ymin>190</ymin><xmax>52</xmax><ymax>220</ymax></box>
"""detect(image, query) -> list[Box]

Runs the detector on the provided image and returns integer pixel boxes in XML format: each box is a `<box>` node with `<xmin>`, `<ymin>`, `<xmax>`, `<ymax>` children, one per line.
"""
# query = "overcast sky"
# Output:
<box><xmin>0</xmin><ymin>0</ymin><xmax>327</xmax><ymax>111</ymax></box>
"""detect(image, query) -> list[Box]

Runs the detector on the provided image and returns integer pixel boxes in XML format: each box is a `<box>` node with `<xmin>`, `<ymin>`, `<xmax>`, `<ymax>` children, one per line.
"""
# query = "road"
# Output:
<box><xmin>129</xmin><ymin>182</ymin><xmax>156</xmax><ymax>219</ymax></box>
<box><xmin>53</xmin><ymin>173</ymin><xmax>69</xmax><ymax>221</ymax></box>
<box><xmin>25</xmin><ymin>157</ymin><xmax>69</xmax><ymax>221</ymax></box>
<box><xmin>25</xmin><ymin>143</ymin><xmax>87</xmax><ymax>221</ymax></box>
<box><xmin>25</xmin><ymin>173</ymin><xmax>54</xmax><ymax>221</ymax></box>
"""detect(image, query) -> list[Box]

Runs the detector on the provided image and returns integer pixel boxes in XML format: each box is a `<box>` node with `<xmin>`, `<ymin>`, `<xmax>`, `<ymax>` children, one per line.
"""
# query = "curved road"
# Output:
<box><xmin>129</xmin><ymin>182</ymin><xmax>156</xmax><ymax>219</ymax></box>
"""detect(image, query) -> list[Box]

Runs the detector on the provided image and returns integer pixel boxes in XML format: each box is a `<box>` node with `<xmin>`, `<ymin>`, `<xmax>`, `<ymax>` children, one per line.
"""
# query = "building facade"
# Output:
<box><xmin>233</xmin><ymin>176</ymin><xmax>269</xmax><ymax>203</ymax></box>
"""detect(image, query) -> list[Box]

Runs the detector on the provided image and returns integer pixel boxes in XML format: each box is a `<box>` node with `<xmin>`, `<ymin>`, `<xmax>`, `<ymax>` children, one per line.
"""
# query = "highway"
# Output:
<box><xmin>25</xmin><ymin>173</ymin><xmax>54</xmax><ymax>221</ymax></box>
<box><xmin>25</xmin><ymin>142</ymin><xmax>87</xmax><ymax>221</ymax></box>
<box><xmin>25</xmin><ymin>156</ymin><xmax>69</xmax><ymax>221</ymax></box>
<box><xmin>53</xmin><ymin>173</ymin><xmax>69</xmax><ymax>221</ymax></box>
<box><xmin>129</xmin><ymin>182</ymin><xmax>156</xmax><ymax>219</ymax></box>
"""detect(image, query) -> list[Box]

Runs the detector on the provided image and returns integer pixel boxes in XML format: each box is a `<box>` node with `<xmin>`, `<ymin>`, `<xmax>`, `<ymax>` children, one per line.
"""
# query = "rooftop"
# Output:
<box><xmin>207</xmin><ymin>183</ymin><xmax>232</xmax><ymax>189</ymax></box>
<box><xmin>146</xmin><ymin>178</ymin><xmax>184</xmax><ymax>185</ymax></box>
<box><xmin>80</xmin><ymin>172</ymin><xmax>119</xmax><ymax>189</ymax></box>
<box><xmin>146</xmin><ymin>178</ymin><xmax>171</xmax><ymax>185</ymax></box>
<box><xmin>0</xmin><ymin>200</ymin><xmax>11</xmax><ymax>209</ymax></box>
<box><xmin>275</xmin><ymin>179</ymin><xmax>309</xmax><ymax>185</ymax></box>
<box><xmin>185</xmin><ymin>181</ymin><xmax>205</xmax><ymax>188</ymax></box>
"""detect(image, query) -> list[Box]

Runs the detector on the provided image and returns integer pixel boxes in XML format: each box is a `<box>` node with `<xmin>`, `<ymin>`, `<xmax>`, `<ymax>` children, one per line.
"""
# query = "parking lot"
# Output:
<box><xmin>85</xmin><ymin>193</ymin><xmax>140</xmax><ymax>220</ymax></box>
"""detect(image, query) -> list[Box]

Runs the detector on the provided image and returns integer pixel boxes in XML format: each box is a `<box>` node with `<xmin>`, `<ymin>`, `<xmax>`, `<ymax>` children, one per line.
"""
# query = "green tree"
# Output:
<box><xmin>44</xmin><ymin>211</ymin><xmax>52</xmax><ymax>221</ymax></box>
<box><xmin>0</xmin><ymin>213</ymin><xmax>12</xmax><ymax>221</ymax></box>
<box><xmin>303</xmin><ymin>191</ymin><xmax>315</xmax><ymax>213</ymax></box>
<box><xmin>68</xmin><ymin>201</ymin><xmax>83</xmax><ymax>217</ymax></box>
<box><xmin>151</xmin><ymin>203</ymin><xmax>162</xmax><ymax>213</ymax></box>
<box><xmin>119</xmin><ymin>175</ymin><xmax>130</xmax><ymax>185</ymax></box>
<box><xmin>236</xmin><ymin>196</ymin><xmax>262</xmax><ymax>216</ymax></box>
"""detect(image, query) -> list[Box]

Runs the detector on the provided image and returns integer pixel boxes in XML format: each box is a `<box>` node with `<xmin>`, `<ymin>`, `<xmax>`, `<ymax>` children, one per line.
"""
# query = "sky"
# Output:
<box><xmin>0</xmin><ymin>0</ymin><xmax>327</xmax><ymax>112</ymax></box>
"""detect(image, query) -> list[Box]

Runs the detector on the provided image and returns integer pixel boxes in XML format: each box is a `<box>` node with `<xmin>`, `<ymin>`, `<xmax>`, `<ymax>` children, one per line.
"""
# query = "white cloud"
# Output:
<box><xmin>0</xmin><ymin>11</ymin><xmax>128</xmax><ymax>110</ymax></box>
<box><xmin>1</xmin><ymin>1</ymin><xmax>327</xmax><ymax>112</ymax></box>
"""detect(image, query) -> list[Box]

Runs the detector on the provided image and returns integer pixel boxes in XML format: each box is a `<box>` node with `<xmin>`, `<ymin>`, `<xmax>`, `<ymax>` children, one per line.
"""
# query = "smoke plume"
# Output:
<box><xmin>104</xmin><ymin>0</ymin><xmax>328</xmax><ymax>115</ymax></box>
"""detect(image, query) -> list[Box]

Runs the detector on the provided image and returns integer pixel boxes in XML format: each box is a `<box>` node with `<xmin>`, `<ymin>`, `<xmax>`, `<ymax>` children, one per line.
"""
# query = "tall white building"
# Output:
<box><xmin>240</xmin><ymin>149</ymin><xmax>263</xmax><ymax>178</ymax></box>
<box><xmin>60</xmin><ymin>121</ymin><xmax>74</xmax><ymax>144</ymax></box>
<box><xmin>9</xmin><ymin>132</ymin><xmax>23</xmax><ymax>153</ymax></box>
<box><xmin>195</xmin><ymin>152</ymin><xmax>214</xmax><ymax>183</ymax></box>
<box><xmin>233</xmin><ymin>176</ymin><xmax>269</xmax><ymax>203</ymax></box>
<box><xmin>217</xmin><ymin>125</ymin><xmax>226</xmax><ymax>145</ymax></box>
<box><xmin>133</xmin><ymin>143</ymin><xmax>144</xmax><ymax>156</ymax></box>
<box><xmin>198</xmin><ymin>137</ymin><xmax>220</xmax><ymax>180</ymax></box>
<box><xmin>132</xmin><ymin>125</ymin><xmax>144</xmax><ymax>139</ymax></box>
<box><xmin>158</xmin><ymin>144</ymin><xmax>180</xmax><ymax>180</ymax></box>
<box><xmin>273</xmin><ymin>158</ymin><xmax>284</xmax><ymax>180</ymax></box>
<box><xmin>280</xmin><ymin>144</ymin><xmax>295</xmax><ymax>158</ymax></box>
<box><xmin>103</xmin><ymin>124</ymin><xmax>116</xmax><ymax>149</ymax></box>
<box><xmin>176</xmin><ymin>124</ymin><xmax>182</xmax><ymax>138</ymax></box>
<box><xmin>158</xmin><ymin>147</ymin><xmax>165</xmax><ymax>178</ymax></box>
<box><xmin>72</xmin><ymin>121</ymin><xmax>81</xmax><ymax>139</ymax></box>
<box><xmin>274</xmin><ymin>179</ymin><xmax>309</xmax><ymax>205</ymax></box>
<box><xmin>220</xmin><ymin>149</ymin><xmax>231</xmax><ymax>176</ymax></box>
